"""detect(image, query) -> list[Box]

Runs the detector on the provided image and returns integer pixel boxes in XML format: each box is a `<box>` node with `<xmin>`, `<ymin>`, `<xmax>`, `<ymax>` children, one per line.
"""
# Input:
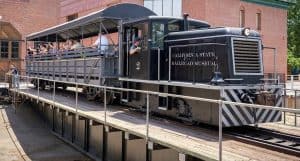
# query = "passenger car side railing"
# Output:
<box><xmin>26</xmin><ymin>45</ymin><xmax>118</xmax><ymax>61</ymax></box>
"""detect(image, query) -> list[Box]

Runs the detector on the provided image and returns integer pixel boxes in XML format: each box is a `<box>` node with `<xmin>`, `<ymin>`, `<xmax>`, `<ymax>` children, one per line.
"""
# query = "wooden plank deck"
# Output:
<box><xmin>11</xmin><ymin>88</ymin><xmax>300</xmax><ymax>161</ymax></box>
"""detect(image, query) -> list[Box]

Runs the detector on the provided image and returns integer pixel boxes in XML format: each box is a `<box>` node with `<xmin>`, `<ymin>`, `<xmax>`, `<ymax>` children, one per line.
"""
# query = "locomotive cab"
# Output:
<box><xmin>122</xmin><ymin>16</ymin><xmax>263</xmax><ymax>85</ymax></box>
<box><xmin>122</xmin><ymin>16</ymin><xmax>210</xmax><ymax>81</ymax></box>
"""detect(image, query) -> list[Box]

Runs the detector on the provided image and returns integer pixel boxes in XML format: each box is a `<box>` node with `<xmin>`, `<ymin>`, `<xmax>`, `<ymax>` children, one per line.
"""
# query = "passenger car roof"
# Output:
<box><xmin>26</xmin><ymin>3</ymin><xmax>156</xmax><ymax>41</ymax></box>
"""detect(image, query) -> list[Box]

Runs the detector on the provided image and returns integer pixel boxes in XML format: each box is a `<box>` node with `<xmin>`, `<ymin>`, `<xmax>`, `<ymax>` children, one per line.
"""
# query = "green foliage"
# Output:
<box><xmin>288</xmin><ymin>0</ymin><xmax>300</xmax><ymax>58</ymax></box>
<box><xmin>287</xmin><ymin>1</ymin><xmax>300</xmax><ymax>72</ymax></box>
<box><xmin>288</xmin><ymin>50</ymin><xmax>300</xmax><ymax>69</ymax></box>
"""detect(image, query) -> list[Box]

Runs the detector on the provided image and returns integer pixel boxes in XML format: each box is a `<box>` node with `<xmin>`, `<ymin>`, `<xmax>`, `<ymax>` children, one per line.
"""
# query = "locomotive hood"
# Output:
<box><xmin>166</xmin><ymin>27</ymin><xmax>261</xmax><ymax>41</ymax></box>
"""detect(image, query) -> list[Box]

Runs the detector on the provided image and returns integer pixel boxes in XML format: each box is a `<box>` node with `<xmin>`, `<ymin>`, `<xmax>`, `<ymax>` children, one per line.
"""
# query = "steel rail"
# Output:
<box><xmin>225</xmin><ymin>126</ymin><xmax>300</xmax><ymax>156</ymax></box>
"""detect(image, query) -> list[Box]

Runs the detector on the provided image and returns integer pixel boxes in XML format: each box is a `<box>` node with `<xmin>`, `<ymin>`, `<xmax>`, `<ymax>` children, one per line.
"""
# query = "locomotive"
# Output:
<box><xmin>26</xmin><ymin>3</ymin><xmax>283</xmax><ymax>127</ymax></box>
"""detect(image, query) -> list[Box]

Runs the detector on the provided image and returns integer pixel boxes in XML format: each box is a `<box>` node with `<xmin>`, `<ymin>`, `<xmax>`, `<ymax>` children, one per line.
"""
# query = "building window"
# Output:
<box><xmin>144</xmin><ymin>0</ymin><xmax>182</xmax><ymax>17</ymax></box>
<box><xmin>256</xmin><ymin>11</ymin><xmax>262</xmax><ymax>30</ymax></box>
<box><xmin>239</xmin><ymin>7</ymin><xmax>245</xmax><ymax>27</ymax></box>
<box><xmin>66</xmin><ymin>13</ymin><xmax>78</xmax><ymax>22</ymax></box>
<box><xmin>11</xmin><ymin>41</ymin><xmax>19</xmax><ymax>58</ymax></box>
<box><xmin>0</xmin><ymin>41</ymin><xmax>9</xmax><ymax>58</ymax></box>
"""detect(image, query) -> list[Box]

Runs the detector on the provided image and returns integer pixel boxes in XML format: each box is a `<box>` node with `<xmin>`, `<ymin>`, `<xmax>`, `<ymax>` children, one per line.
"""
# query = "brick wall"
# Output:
<box><xmin>58</xmin><ymin>0</ymin><xmax>288</xmax><ymax>76</ymax></box>
<box><xmin>200</xmin><ymin>0</ymin><xmax>287</xmax><ymax>75</ymax></box>
<box><xmin>0</xmin><ymin>0</ymin><xmax>59</xmax><ymax>73</ymax></box>
<box><xmin>59</xmin><ymin>0</ymin><xmax>143</xmax><ymax>23</ymax></box>
<box><xmin>0</xmin><ymin>0</ymin><xmax>285</xmax><ymax>77</ymax></box>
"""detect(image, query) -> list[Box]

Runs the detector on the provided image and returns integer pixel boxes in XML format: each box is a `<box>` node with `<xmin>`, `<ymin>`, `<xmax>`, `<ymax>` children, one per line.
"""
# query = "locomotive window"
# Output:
<box><xmin>168</xmin><ymin>24</ymin><xmax>180</xmax><ymax>32</ymax></box>
<box><xmin>152</xmin><ymin>22</ymin><xmax>164</xmax><ymax>48</ymax></box>
<box><xmin>189</xmin><ymin>25</ymin><xmax>202</xmax><ymax>30</ymax></box>
<box><xmin>125</xmin><ymin>22</ymin><xmax>149</xmax><ymax>54</ymax></box>
<box><xmin>167</xmin><ymin>19</ymin><xmax>181</xmax><ymax>32</ymax></box>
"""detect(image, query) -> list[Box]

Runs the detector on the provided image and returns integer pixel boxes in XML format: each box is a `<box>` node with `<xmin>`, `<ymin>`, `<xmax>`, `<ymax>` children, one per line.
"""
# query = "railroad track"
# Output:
<box><xmin>224</xmin><ymin>126</ymin><xmax>300</xmax><ymax>156</ymax></box>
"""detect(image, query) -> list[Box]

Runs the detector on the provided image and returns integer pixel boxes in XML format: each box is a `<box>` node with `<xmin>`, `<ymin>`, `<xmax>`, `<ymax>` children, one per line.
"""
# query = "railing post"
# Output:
<box><xmin>295</xmin><ymin>90</ymin><xmax>298</xmax><ymax>126</ymax></box>
<box><xmin>283</xmin><ymin>88</ymin><xmax>286</xmax><ymax>124</ymax></box>
<box><xmin>273</xmin><ymin>48</ymin><xmax>277</xmax><ymax>80</ymax></box>
<box><xmin>168</xmin><ymin>49</ymin><xmax>171</xmax><ymax>82</ymax></box>
<box><xmin>104</xmin><ymin>87</ymin><xmax>107</xmax><ymax>124</ymax></box>
<box><xmin>37</xmin><ymin>78</ymin><xmax>40</xmax><ymax>103</ymax></box>
<box><xmin>26</xmin><ymin>75</ymin><xmax>28</xmax><ymax>89</ymax></box>
<box><xmin>291</xmin><ymin>75</ymin><xmax>294</xmax><ymax>90</ymax></box>
<box><xmin>157</xmin><ymin>48</ymin><xmax>160</xmax><ymax>81</ymax></box>
<box><xmin>75</xmin><ymin>83</ymin><xmax>78</xmax><ymax>113</ymax></box>
<box><xmin>219</xmin><ymin>88</ymin><xmax>224</xmax><ymax>161</ymax></box>
<box><xmin>146</xmin><ymin>93</ymin><xmax>150</xmax><ymax>140</ymax></box>
<box><xmin>12</xmin><ymin>74</ymin><xmax>16</xmax><ymax>113</ymax></box>
<box><xmin>52</xmin><ymin>80</ymin><xmax>56</xmax><ymax>107</ymax></box>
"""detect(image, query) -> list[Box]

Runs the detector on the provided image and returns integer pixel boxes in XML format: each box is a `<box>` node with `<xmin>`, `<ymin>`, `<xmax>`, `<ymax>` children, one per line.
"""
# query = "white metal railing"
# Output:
<box><xmin>8</xmin><ymin>74</ymin><xmax>300</xmax><ymax>161</ymax></box>
<box><xmin>286</xmin><ymin>74</ymin><xmax>300</xmax><ymax>90</ymax></box>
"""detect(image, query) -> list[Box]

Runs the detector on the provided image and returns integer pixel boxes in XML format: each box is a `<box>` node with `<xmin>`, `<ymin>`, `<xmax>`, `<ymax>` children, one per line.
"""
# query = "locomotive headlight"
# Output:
<box><xmin>243</xmin><ymin>28</ymin><xmax>251</xmax><ymax>36</ymax></box>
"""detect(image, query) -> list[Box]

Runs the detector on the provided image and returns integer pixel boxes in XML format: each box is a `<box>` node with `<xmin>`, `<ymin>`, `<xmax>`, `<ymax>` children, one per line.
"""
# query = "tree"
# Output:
<box><xmin>287</xmin><ymin>1</ymin><xmax>300</xmax><ymax>73</ymax></box>
<box><xmin>288</xmin><ymin>0</ymin><xmax>300</xmax><ymax>57</ymax></box>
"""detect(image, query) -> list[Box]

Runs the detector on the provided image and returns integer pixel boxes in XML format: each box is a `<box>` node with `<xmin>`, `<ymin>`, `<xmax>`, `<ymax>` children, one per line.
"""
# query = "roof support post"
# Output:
<box><xmin>81</xmin><ymin>25</ymin><xmax>84</xmax><ymax>44</ymax></box>
<box><xmin>118</xmin><ymin>20</ymin><xmax>123</xmax><ymax>76</ymax></box>
<box><xmin>99</xmin><ymin>19</ymin><xmax>102</xmax><ymax>55</ymax></box>
<box><xmin>55</xmin><ymin>33</ymin><xmax>58</xmax><ymax>51</ymax></box>
<box><xmin>25</xmin><ymin>39</ymin><xmax>27</xmax><ymax>57</ymax></box>
<box><xmin>100</xmin><ymin>20</ymin><xmax>115</xmax><ymax>45</ymax></box>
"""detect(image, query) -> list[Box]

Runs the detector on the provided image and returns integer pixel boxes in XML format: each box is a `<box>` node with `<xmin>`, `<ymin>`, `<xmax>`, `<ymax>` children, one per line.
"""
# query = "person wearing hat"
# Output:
<box><xmin>129</xmin><ymin>38</ymin><xmax>142</xmax><ymax>55</ymax></box>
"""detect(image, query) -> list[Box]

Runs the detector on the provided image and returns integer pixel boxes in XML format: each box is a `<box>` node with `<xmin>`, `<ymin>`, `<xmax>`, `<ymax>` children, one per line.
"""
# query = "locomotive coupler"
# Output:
<box><xmin>255</xmin><ymin>90</ymin><xmax>276</xmax><ymax>106</ymax></box>
<box><xmin>240</xmin><ymin>89</ymin><xmax>275</xmax><ymax>106</ymax></box>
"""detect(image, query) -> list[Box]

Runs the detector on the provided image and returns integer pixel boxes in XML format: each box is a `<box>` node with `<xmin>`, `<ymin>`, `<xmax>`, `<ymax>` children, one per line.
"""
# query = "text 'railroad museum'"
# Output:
<box><xmin>0</xmin><ymin>0</ymin><xmax>293</xmax><ymax>79</ymax></box>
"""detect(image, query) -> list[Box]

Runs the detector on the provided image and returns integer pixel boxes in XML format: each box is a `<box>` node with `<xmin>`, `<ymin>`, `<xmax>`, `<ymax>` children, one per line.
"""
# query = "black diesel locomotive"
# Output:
<box><xmin>26</xmin><ymin>3</ymin><xmax>283</xmax><ymax>127</ymax></box>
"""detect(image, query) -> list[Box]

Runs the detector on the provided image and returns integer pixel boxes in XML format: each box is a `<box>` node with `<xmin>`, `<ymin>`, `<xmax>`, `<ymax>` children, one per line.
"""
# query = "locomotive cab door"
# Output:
<box><xmin>150</xmin><ymin>21</ymin><xmax>168</xmax><ymax>109</ymax></box>
<box><xmin>123</xmin><ymin>22</ymin><xmax>149</xmax><ymax>79</ymax></box>
<box><xmin>121</xmin><ymin>21</ymin><xmax>150</xmax><ymax>102</ymax></box>
<box><xmin>151</xmin><ymin>20</ymin><xmax>182</xmax><ymax>109</ymax></box>
<box><xmin>150</xmin><ymin>21</ymin><xmax>165</xmax><ymax>80</ymax></box>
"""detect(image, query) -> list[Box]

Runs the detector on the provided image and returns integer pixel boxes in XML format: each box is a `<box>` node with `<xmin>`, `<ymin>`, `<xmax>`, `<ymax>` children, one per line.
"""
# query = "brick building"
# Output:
<box><xmin>58</xmin><ymin>0</ymin><xmax>293</xmax><ymax>77</ymax></box>
<box><xmin>0</xmin><ymin>0</ymin><xmax>59</xmax><ymax>78</ymax></box>
<box><xmin>0</xmin><ymin>0</ymin><xmax>293</xmax><ymax>78</ymax></box>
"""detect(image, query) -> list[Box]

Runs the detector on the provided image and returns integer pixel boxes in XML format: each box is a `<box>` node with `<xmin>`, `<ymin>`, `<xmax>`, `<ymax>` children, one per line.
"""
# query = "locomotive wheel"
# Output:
<box><xmin>33</xmin><ymin>80</ymin><xmax>38</xmax><ymax>89</ymax></box>
<box><xmin>181</xmin><ymin>119</ymin><xmax>197</xmax><ymax>126</ymax></box>
<box><xmin>86</xmin><ymin>92</ymin><xmax>97</xmax><ymax>101</ymax></box>
<box><xmin>84</xmin><ymin>87</ymin><xmax>97</xmax><ymax>101</ymax></box>
<box><xmin>62</xmin><ymin>85</ymin><xmax>67</xmax><ymax>90</ymax></box>
<box><xmin>40</xmin><ymin>82</ymin><xmax>46</xmax><ymax>90</ymax></box>
<box><xmin>99</xmin><ymin>90</ymin><xmax>114</xmax><ymax>105</ymax></box>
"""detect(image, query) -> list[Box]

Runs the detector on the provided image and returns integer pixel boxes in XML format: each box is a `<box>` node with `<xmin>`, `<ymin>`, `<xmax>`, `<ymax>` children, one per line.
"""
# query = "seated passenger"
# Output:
<box><xmin>129</xmin><ymin>38</ymin><xmax>141</xmax><ymax>55</ymax></box>
<box><xmin>61</xmin><ymin>40</ymin><xmax>72</xmax><ymax>51</ymax></box>
<box><xmin>93</xmin><ymin>33</ymin><xmax>109</xmax><ymax>54</ymax></box>
<box><xmin>71</xmin><ymin>40</ymin><xmax>84</xmax><ymax>50</ymax></box>
<box><xmin>39</xmin><ymin>44</ymin><xmax>48</xmax><ymax>54</ymax></box>
<box><xmin>48</xmin><ymin>42</ymin><xmax>58</xmax><ymax>54</ymax></box>
<box><xmin>27</xmin><ymin>46</ymin><xmax>37</xmax><ymax>55</ymax></box>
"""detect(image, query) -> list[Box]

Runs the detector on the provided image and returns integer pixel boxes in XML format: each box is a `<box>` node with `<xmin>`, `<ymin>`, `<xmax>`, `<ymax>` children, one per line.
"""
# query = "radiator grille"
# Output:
<box><xmin>233</xmin><ymin>39</ymin><xmax>262</xmax><ymax>74</ymax></box>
